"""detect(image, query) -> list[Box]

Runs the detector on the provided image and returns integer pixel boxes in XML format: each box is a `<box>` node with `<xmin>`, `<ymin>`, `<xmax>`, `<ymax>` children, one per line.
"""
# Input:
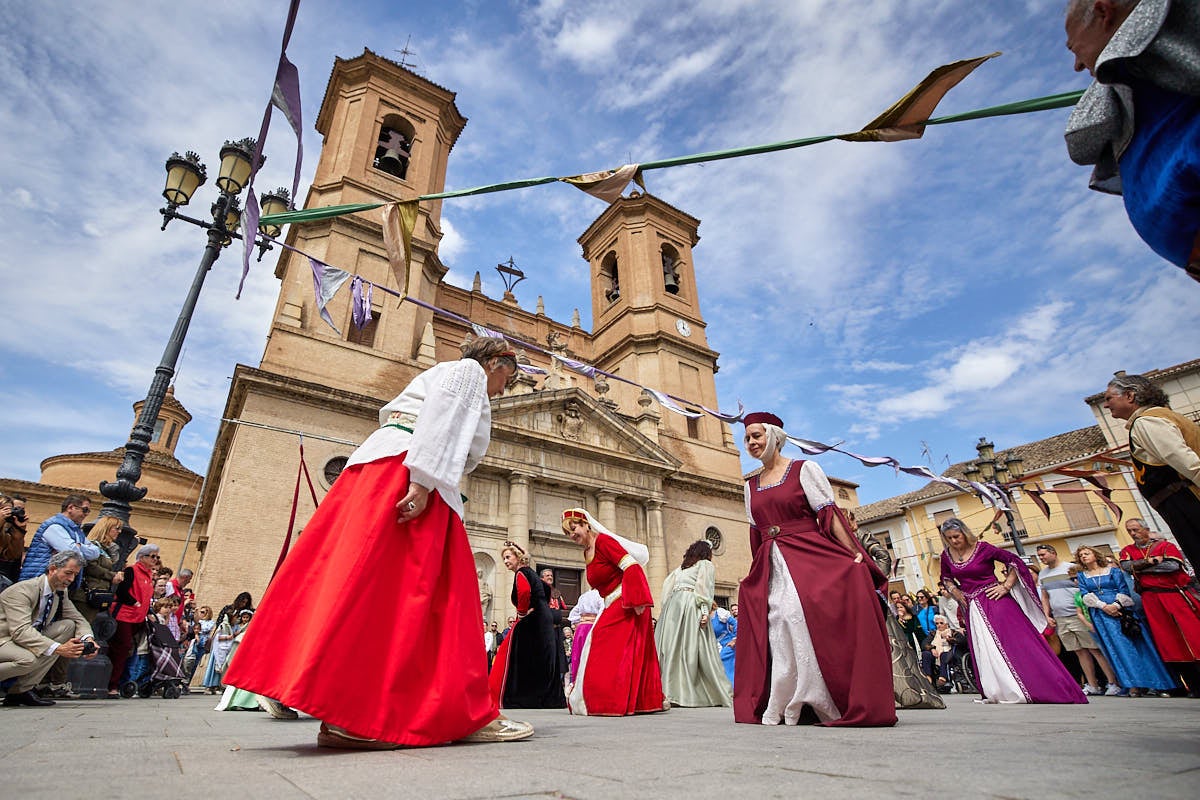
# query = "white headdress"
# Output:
<box><xmin>561</xmin><ymin>507</ymin><xmax>650</xmax><ymax>566</ymax></box>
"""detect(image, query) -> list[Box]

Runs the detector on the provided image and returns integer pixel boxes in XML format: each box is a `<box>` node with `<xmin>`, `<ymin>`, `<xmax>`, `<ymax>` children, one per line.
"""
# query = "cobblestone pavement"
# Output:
<box><xmin>2</xmin><ymin>692</ymin><xmax>1198</xmax><ymax>799</ymax></box>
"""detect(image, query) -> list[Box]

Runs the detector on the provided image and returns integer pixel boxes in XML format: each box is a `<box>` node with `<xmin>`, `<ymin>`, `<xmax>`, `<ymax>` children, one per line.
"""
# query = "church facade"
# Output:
<box><xmin>192</xmin><ymin>50</ymin><xmax>858</xmax><ymax>622</ymax></box>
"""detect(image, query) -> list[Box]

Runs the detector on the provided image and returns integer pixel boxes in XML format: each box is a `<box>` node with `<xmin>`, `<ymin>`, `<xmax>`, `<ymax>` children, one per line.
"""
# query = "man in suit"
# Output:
<box><xmin>0</xmin><ymin>551</ymin><xmax>97</xmax><ymax>706</ymax></box>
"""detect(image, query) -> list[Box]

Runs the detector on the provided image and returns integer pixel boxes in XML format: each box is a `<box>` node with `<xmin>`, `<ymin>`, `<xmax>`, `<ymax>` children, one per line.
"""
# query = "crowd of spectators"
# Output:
<box><xmin>0</xmin><ymin>493</ymin><xmax>250</xmax><ymax>705</ymax></box>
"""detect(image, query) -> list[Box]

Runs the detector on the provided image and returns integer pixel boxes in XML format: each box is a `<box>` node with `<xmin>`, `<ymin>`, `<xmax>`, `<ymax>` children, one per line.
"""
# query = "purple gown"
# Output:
<box><xmin>940</xmin><ymin>541</ymin><xmax>1086</xmax><ymax>704</ymax></box>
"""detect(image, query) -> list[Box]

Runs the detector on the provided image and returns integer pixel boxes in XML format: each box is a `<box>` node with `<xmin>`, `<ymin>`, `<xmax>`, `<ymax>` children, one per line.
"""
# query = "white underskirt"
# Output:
<box><xmin>967</xmin><ymin>601</ymin><xmax>1028</xmax><ymax>704</ymax></box>
<box><xmin>762</xmin><ymin>543</ymin><xmax>841</xmax><ymax>724</ymax></box>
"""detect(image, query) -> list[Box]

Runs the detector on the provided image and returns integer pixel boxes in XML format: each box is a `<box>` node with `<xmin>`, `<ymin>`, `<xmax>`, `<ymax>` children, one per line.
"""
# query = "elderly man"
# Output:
<box><xmin>1063</xmin><ymin>0</ymin><xmax>1200</xmax><ymax>282</ymax></box>
<box><xmin>19</xmin><ymin>495</ymin><xmax>100</xmax><ymax>586</ymax></box>
<box><xmin>1119</xmin><ymin>517</ymin><xmax>1200</xmax><ymax>695</ymax></box>
<box><xmin>1103</xmin><ymin>373</ymin><xmax>1200</xmax><ymax>570</ymax></box>
<box><xmin>0</xmin><ymin>552</ymin><xmax>97</xmax><ymax>706</ymax></box>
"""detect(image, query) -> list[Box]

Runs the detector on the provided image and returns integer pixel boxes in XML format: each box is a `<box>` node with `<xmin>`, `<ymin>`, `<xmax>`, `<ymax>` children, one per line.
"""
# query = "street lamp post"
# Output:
<box><xmin>969</xmin><ymin>437</ymin><xmax>1028</xmax><ymax>558</ymax></box>
<box><xmin>97</xmin><ymin>140</ymin><xmax>291</xmax><ymax>542</ymax></box>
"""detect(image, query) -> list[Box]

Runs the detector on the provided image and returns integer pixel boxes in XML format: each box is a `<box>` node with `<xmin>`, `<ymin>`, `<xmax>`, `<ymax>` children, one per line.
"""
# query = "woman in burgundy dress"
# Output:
<box><xmin>735</xmin><ymin>412</ymin><xmax>895</xmax><ymax>727</ymax></box>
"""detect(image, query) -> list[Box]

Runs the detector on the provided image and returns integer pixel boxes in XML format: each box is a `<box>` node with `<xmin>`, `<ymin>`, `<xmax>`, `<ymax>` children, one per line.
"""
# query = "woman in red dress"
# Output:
<box><xmin>222</xmin><ymin>337</ymin><xmax>534</xmax><ymax>748</ymax></box>
<box><xmin>735</xmin><ymin>412</ymin><xmax>896</xmax><ymax>727</ymax></box>
<box><xmin>562</xmin><ymin>508</ymin><xmax>665</xmax><ymax>716</ymax></box>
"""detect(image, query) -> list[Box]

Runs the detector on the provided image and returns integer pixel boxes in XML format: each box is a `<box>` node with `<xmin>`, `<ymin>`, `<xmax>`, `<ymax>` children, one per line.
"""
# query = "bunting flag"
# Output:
<box><xmin>238</xmin><ymin>0</ymin><xmax>304</xmax><ymax>299</ymax></box>
<box><xmin>257</xmin><ymin>67</ymin><xmax>1086</xmax><ymax>232</ymax></box>
<box><xmin>561</xmin><ymin>164</ymin><xmax>645</xmax><ymax>203</ymax></box>
<box><xmin>309</xmin><ymin>258</ymin><xmax>351</xmax><ymax>333</ymax></box>
<box><xmin>350</xmin><ymin>275</ymin><xmax>373</xmax><ymax>330</ymax></box>
<box><xmin>838</xmin><ymin>52</ymin><xmax>1000</xmax><ymax>142</ymax></box>
<box><xmin>645</xmin><ymin>388</ymin><xmax>702</xmax><ymax>418</ymax></box>
<box><xmin>700</xmin><ymin>400</ymin><xmax>746</xmax><ymax>424</ymax></box>
<box><xmin>275</xmin><ymin>232</ymin><xmax>1127</xmax><ymax>523</ymax></box>
<box><xmin>551</xmin><ymin>353</ymin><xmax>599</xmax><ymax>379</ymax></box>
<box><xmin>381</xmin><ymin>201</ymin><xmax>419</xmax><ymax>299</ymax></box>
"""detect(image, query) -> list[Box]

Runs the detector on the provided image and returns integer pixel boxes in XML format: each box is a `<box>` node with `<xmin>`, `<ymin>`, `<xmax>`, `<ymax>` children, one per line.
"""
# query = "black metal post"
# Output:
<box><xmin>1003</xmin><ymin>504</ymin><xmax>1027</xmax><ymax>559</ymax></box>
<box><xmin>97</xmin><ymin>193</ymin><xmax>232</xmax><ymax>526</ymax></box>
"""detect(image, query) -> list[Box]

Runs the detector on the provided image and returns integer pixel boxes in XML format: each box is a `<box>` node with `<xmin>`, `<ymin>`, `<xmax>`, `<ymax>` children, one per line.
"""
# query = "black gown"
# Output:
<box><xmin>489</xmin><ymin>566</ymin><xmax>567</xmax><ymax>708</ymax></box>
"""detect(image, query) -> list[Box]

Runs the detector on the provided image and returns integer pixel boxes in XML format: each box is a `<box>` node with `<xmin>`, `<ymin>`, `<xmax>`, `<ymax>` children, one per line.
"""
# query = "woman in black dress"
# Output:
<box><xmin>487</xmin><ymin>542</ymin><xmax>567</xmax><ymax>708</ymax></box>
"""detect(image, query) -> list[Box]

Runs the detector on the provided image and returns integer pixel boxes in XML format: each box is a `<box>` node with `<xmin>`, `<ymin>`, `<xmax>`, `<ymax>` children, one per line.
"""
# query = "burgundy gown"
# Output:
<box><xmin>734</xmin><ymin>460</ymin><xmax>896</xmax><ymax>727</ymax></box>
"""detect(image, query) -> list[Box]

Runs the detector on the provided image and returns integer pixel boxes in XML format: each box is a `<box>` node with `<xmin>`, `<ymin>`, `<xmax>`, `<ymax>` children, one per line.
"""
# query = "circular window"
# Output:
<box><xmin>323</xmin><ymin>456</ymin><xmax>348</xmax><ymax>486</ymax></box>
<box><xmin>704</xmin><ymin>526</ymin><xmax>724</xmax><ymax>556</ymax></box>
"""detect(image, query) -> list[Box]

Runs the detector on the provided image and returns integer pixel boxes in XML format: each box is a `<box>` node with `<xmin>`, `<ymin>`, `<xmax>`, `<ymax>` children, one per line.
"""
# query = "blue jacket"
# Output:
<box><xmin>20</xmin><ymin>513</ymin><xmax>90</xmax><ymax>587</ymax></box>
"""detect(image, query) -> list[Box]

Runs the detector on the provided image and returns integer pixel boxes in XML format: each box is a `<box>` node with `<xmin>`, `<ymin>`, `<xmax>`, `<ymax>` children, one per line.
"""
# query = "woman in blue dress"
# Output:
<box><xmin>710</xmin><ymin>605</ymin><xmax>737</xmax><ymax>687</ymax></box>
<box><xmin>1073</xmin><ymin>545</ymin><xmax>1175</xmax><ymax>696</ymax></box>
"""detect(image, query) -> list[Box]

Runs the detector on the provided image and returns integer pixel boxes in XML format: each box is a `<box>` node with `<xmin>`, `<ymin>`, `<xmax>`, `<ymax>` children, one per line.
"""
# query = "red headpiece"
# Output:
<box><xmin>562</xmin><ymin>509</ymin><xmax>588</xmax><ymax>522</ymax></box>
<box><xmin>742</xmin><ymin>411</ymin><xmax>784</xmax><ymax>428</ymax></box>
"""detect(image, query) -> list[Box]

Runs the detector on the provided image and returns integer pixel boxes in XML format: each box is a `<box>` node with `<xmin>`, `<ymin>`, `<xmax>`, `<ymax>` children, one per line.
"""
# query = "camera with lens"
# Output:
<box><xmin>81</xmin><ymin>640</ymin><xmax>97</xmax><ymax>656</ymax></box>
<box><xmin>10</xmin><ymin>506</ymin><xmax>25</xmax><ymax>522</ymax></box>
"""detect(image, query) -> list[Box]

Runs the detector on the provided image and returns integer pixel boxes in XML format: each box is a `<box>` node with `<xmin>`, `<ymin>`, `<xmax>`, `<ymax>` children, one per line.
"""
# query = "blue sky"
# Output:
<box><xmin>0</xmin><ymin>0</ymin><xmax>1195</xmax><ymax>507</ymax></box>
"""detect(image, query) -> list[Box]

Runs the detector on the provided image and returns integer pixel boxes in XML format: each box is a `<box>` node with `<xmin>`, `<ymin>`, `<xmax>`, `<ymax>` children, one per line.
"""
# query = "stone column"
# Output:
<box><xmin>596</xmin><ymin>490</ymin><xmax>617</xmax><ymax>532</ymax></box>
<box><xmin>506</xmin><ymin>473</ymin><xmax>533</xmax><ymax>619</ymax></box>
<box><xmin>645</xmin><ymin>499</ymin><xmax>668</xmax><ymax>606</ymax></box>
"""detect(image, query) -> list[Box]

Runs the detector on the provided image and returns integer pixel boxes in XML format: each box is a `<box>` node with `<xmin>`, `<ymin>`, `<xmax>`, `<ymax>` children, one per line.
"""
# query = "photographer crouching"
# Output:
<box><xmin>0</xmin><ymin>551</ymin><xmax>98</xmax><ymax>706</ymax></box>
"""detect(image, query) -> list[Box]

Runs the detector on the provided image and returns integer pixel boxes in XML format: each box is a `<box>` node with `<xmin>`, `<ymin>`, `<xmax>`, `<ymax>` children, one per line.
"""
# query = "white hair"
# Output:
<box><xmin>1066</xmin><ymin>0</ymin><xmax>1138</xmax><ymax>24</ymax></box>
<box><xmin>137</xmin><ymin>543</ymin><xmax>160</xmax><ymax>558</ymax></box>
<box><xmin>48</xmin><ymin>551</ymin><xmax>83</xmax><ymax>571</ymax></box>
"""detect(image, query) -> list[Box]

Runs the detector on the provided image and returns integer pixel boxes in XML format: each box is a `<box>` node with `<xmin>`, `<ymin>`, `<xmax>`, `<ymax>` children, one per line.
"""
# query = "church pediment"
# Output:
<box><xmin>489</xmin><ymin>388</ymin><xmax>680</xmax><ymax>474</ymax></box>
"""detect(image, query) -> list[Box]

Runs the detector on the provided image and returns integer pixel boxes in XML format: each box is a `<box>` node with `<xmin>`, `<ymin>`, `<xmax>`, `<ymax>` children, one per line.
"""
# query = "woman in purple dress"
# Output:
<box><xmin>938</xmin><ymin>518</ymin><xmax>1085</xmax><ymax>704</ymax></box>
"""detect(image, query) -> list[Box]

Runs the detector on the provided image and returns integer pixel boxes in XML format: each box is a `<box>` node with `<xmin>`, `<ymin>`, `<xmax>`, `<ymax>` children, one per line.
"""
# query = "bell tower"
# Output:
<box><xmin>579</xmin><ymin>192</ymin><xmax>738</xmax><ymax>469</ymax></box>
<box><xmin>259</xmin><ymin>49</ymin><xmax>468</xmax><ymax>399</ymax></box>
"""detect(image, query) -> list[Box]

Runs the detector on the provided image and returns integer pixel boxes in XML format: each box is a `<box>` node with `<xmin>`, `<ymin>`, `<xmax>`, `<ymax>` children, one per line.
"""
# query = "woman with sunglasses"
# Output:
<box><xmin>107</xmin><ymin>544</ymin><xmax>160</xmax><ymax>697</ymax></box>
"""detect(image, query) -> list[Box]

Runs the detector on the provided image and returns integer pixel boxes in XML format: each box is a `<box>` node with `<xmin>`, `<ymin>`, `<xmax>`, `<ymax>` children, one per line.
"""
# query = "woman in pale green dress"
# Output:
<box><xmin>655</xmin><ymin>540</ymin><xmax>733</xmax><ymax>707</ymax></box>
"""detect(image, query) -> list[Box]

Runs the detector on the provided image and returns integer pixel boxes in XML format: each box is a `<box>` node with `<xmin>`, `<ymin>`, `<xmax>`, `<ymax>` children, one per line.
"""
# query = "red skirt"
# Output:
<box><xmin>222</xmin><ymin>454</ymin><xmax>498</xmax><ymax>745</ymax></box>
<box><xmin>577</xmin><ymin>605</ymin><xmax>665</xmax><ymax>715</ymax></box>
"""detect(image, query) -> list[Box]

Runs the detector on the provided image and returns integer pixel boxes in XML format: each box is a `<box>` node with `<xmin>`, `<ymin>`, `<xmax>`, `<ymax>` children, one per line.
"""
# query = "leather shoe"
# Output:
<box><xmin>3</xmin><ymin>691</ymin><xmax>56</xmax><ymax>707</ymax></box>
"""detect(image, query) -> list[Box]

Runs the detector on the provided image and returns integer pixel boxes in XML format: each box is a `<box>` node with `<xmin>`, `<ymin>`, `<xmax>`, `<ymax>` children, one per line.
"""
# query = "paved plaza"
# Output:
<box><xmin>2</xmin><ymin>692</ymin><xmax>1197</xmax><ymax>799</ymax></box>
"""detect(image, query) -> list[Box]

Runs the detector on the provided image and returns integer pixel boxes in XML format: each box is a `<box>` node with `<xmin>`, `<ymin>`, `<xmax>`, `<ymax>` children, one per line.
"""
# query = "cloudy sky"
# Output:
<box><xmin>1</xmin><ymin>0</ymin><xmax>1194</xmax><ymax>507</ymax></box>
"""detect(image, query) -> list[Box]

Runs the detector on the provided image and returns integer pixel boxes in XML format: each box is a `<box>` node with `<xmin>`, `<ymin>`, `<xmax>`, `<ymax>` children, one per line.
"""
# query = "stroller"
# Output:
<box><xmin>119</xmin><ymin>619</ymin><xmax>185</xmax><ymax>699</ymax></box>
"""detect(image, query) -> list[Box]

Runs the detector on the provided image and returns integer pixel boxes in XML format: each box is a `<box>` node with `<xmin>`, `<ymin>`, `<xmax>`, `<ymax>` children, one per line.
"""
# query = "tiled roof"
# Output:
<box><xmin>1084</xmin><ymin>358</ymin><xmax>1200</xmax><ymax>402</ymax></box>
<box><xmin>854</xmin><ymin>425</ymin><xmax>1110</xmax><ymax>524</ymax></box>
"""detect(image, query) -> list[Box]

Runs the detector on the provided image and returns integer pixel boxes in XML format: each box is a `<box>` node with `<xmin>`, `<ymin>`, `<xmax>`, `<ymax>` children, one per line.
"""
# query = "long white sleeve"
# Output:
<box><xmin>798</xmin><ymin>460</ymin><xmax>837</xmax><ymax>511</ymax></box>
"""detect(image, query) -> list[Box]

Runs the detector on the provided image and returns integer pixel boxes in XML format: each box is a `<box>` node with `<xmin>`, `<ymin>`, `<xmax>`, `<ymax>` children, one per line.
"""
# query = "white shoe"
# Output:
<box><xmin>257</xmin><ymin>696</ymin><xmax>299</xmax><ymax>719</ymax></box>
<box><xmin>1103</xmin><ymin>685</ymin><xmax>1123</xmax><ymax>697</ymax></box>
<box><xmin>458</xmin><ymin>717</ymin><xmax>534</xmax><ymax>743</ymax></box>
<box><xmin>1082</xmin><ymin>684</ymin><xmax>1101</xmax><ymax>696</ymax></box>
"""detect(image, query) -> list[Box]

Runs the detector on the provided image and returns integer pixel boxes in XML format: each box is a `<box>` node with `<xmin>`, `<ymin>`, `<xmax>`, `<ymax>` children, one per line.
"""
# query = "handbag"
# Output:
<box><xmin>1118</xmin><ymin>610</ymin><xmax>1143</xmax><ymax>639</ymax></box>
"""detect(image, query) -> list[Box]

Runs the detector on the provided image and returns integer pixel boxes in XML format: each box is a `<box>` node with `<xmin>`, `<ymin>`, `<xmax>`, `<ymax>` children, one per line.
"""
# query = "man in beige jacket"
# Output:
<box><xmin>0</xmin><ymin>551</ymin><xmax>96</xmax><ymax>706</ymax></box>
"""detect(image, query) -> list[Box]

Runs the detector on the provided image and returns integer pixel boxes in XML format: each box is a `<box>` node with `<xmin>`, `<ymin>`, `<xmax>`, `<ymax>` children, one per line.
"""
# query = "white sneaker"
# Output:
<box><xmin>1082</xmin><ymin>684</ymin><xmax>1101</xmax><ymax>696</ymax></box>
<box><xmin>1104</xmin><ymin>685</ymin><xmax>1123</xmax><ymax>696</ymax></box>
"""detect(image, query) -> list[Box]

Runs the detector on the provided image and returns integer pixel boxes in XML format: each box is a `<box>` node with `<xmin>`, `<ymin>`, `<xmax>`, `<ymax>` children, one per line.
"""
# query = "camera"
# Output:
<box><xmin>10</xmin><ymin>507</ymin><xmax>25</xmax><ymax>522</ymax></box>
<box><xmin>81</xmin><ymin>640</ymin><xmax>97</xmax><ymax>656</ymax></box>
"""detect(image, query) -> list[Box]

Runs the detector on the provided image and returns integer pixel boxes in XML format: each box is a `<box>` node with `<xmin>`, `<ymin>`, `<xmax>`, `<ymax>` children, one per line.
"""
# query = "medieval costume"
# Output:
<box><xmin>223</xmin><ymin>354</ymin><xmax>513</xmax><ymax>746</ymax></box>
<box><xmin>564</xmin><ymin>508</ymin><xmax>665</xmax><ymax>716</ymax></box>
<box><xmin>1126</xmin><ymin>405</ymin><xmax>1200</xmax><ymax>571</ymax></box>
<box><xmin>567</xmin><ymin>589</ymin><xmax>603</xmax><ymax>685</ymax></box>
<box><xmin>489</xmin><ymin>564</ymin><xmax>567</xmax><ymax>709</ymax></box>
<box><xmin>1119</xmin><ymin>538</ymin><xmax>1200</xmax><ymax>667</ymax></box>
<box><xmin>1065</xmin><ymin>0</ymin><xmax>1200</xmax><ymax>277</ymax></box>
<box><xmin>655</xmin><ymin>556</ymin><xmax>732</xmax><ymax>708</ymax></box>
<box><xmin>735</xmin><ymin>448</ymin><xmax>895</xmax><ymax>727</ymax></box>
<box><xmin>940</xmin><ymin>542</ymin><xmax>1086</xmax><ymax>704</ymax></box>
<box><xmin>1076</xmin><ymin>566</ymin><xmax>1176</xmax><ymax>692</ymax></box>
<box><xmin>710</xmin><ymin>608</ymin><xmax>737</xmax><ymax>688</ymax></box>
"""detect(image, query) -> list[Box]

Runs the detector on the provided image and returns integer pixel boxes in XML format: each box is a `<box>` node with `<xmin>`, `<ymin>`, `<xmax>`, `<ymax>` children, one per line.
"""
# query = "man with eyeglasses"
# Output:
<box><xmin>19</xmin><ymin>495</ymin><xmax>100</xmax><ymax>587</ymax></box>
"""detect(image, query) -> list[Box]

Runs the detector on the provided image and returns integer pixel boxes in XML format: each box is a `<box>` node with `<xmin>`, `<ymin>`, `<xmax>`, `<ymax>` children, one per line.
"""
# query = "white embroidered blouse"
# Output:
<box><xmin>345</xmin><ymin>359</ymin><xmax>492</xmax><ymax>519</ymax></box>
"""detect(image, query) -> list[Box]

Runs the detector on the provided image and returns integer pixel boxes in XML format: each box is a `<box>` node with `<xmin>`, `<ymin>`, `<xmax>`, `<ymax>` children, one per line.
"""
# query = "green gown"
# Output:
<box><xmin>654</xmin><ymin>560</ymin><xmax>733</xmax><ymax>707</ymax></box>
